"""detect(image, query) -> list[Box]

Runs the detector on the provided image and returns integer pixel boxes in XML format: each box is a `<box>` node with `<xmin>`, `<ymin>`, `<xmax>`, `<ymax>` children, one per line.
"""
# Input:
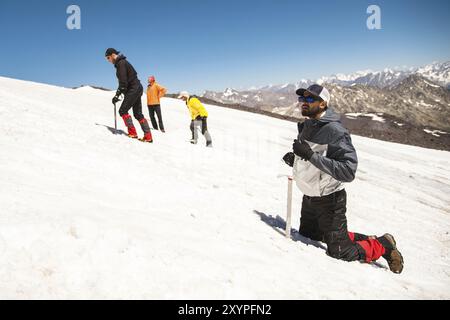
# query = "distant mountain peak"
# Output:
<box><xmin>73</xmin><ymin>85</ymin><xmax>112</xmax><ymax>92</ymax></box>
<box><xmin>202</xmin><ymin>60</ymin><xmax>450</xmax><ymax>131</ymax></box>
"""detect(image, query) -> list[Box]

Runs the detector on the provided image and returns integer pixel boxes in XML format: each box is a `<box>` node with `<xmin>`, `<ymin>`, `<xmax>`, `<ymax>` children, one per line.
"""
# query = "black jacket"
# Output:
<box><xmin>114</xmin><ymin>55</ymin><xmax>141</xmax><ymax>94</ymax></box>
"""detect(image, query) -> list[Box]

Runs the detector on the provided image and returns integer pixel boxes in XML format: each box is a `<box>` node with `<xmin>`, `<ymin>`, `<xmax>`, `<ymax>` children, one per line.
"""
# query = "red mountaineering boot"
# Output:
<box><xmin>122</xmin><ymin>114</ymin><xmax>138</xmax><ymax>138</ymax></box>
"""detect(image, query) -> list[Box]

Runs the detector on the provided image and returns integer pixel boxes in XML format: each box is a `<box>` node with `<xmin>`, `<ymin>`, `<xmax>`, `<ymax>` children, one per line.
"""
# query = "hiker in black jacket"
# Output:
<box><xmin>283</xmin><ymin>84</ymin><xmax>404</xmax><ymax>273</ymax></box>
<box><xmin>105</xmin><ymin>48</ymin><xmax>152</xmax><ymax>142</ymax></box>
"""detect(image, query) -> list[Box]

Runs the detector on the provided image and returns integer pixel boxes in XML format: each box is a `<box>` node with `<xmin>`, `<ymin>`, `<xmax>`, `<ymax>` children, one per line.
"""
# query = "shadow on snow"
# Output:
<box><xmin>95</xmin><ymin>123</ymin><xmax>127</xmax><ymax>136</ymax></box>
<box><xmin>252</xmin><ymin>209</ymin><xmax>388</xmax><ymax>271</ymax></box>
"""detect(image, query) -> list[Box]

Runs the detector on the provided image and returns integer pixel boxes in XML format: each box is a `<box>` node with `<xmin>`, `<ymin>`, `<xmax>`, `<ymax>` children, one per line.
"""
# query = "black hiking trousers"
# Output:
<box><xmin>118</xmin><ymin>84</ymin><xmax>145</xmax><ymax>121</ymax></box>
<box><xmin>299</xmin><ymin>189</ymin><xmax>365</xmax><ymax>262</ymax></box>
<box><xmin>148</xmin><ymin>104</ymin><xmax>165</xmax><ymax>131</ymax></box>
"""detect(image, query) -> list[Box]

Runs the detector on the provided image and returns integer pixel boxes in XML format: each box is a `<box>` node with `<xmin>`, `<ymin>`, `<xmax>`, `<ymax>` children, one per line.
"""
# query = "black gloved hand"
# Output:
<box><xmin>112</xmin><ymin>95</ymin><xmax>120</xmax><ymax>104</ymax></box>
<box><xmin>282</xmin><ymin>152</ymin><xmax>295</xmax><ymax>167</ymax></box>
<box><xmin>112</xmin><ymin>87</ymin><xmax>127</xmax><ymax>104</ymax></box>
<box><xmin>112</xmin><ymin>89</ymin><xmax>122</xmax><ymax>104</ymax></box>
<box><xmin>293</xmin><ymin>139</ymin><xmax>314</xmax><ymax>161</ymax></box>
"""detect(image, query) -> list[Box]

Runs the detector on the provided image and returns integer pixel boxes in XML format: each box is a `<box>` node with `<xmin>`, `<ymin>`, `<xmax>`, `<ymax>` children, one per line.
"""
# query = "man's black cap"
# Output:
<box><xmin>105</xmin><ymin>48</ymin><xmax>120</xmax><ymax>57</ymax></box>
<box><xmin>296</xmin><ymin>84</ymin><xmax>330</xmax><ymax>103</ymax></box>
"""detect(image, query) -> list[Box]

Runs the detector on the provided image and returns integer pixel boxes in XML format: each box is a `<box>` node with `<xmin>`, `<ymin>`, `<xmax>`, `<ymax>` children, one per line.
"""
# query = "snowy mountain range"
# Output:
<box><xmin>317</xmin><ymin>69</ymin><xmax>411</xmax><ymax>88</ymax></box>
<box><xmin>317</xmin><ymin>61</ymin><xmax>450</xmax><ymax>88</ymax></box>
<box><xmin>1</xmin><ymin>76</ymin><xmax>449</xmax><ymax>299</ymax></box>
<box><xmin>203</xmin><ymin>61</ymin><xmax>450</xmax><ymax>130</ymax></box>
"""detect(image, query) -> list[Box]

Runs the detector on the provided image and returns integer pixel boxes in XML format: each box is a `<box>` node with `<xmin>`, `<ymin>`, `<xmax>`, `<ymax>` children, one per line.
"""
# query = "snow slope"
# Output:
<box><xmin>0</xmin><ymin>76</ymin><xmax>449</xmax><ymax>299</ymax></box>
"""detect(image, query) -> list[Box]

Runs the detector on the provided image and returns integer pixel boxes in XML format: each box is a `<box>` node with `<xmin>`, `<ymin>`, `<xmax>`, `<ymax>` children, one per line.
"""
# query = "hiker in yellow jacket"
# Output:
<box><xmin>178</xmin><ymin>91</ymin><xmax>212</xmax><ymax>147</ymax></box>
<box><xmin>147</xmin><ymin>76</ymin><xmax>167</xmax><ymax>132</ymax></box>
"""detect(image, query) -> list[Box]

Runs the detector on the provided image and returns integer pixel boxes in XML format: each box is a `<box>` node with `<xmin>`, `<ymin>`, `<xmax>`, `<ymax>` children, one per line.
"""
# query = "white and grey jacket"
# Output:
<box><xmin>293</xmin><ymin>108</ymin><xmax>358</xmax><ymax>197</ymax></box>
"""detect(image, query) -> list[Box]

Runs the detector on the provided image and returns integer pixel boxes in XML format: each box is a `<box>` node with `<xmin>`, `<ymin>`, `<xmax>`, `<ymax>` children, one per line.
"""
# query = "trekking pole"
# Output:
<box><xmin>113</xmin><ymin>102</ymin><xmax>117</xmax><ymax>134</ymax></box>
<box><xmin>285</xmin><ymin>176</ymin><xmax>293</xmax><ymax>239</ymax></box>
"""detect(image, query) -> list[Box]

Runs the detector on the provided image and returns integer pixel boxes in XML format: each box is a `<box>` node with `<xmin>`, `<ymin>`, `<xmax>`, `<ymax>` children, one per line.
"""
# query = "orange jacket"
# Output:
<box><xmin>147</xmin><ymin>82</ymin><xmax>167</xmax><ymax>106</ymax></box>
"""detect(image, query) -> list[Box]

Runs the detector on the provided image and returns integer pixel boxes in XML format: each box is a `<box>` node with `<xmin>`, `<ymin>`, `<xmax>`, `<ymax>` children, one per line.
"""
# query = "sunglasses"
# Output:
<box><xmin>298</xmin><ymin>96</ymin><xmax>319</xmax><ymax>103</ymax></box>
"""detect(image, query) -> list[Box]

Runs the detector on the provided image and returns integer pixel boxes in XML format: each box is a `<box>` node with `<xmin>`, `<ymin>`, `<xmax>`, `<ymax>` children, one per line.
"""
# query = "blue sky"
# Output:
<box><xmin>0</xmin><ymin>0</ymin><xmax>449</xmax><ymax>93</ymax></box>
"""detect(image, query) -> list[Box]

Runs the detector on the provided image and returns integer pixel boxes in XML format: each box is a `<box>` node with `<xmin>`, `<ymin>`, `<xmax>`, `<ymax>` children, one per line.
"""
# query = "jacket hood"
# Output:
<box><xmin>114</xmin><ymin>54</ymin><xmax>126</xmax><ymax>67</ymax></box>
<box><xmin>318</xmin><ymin>107</ymin><xmax>341</xmax><ymax>123</ymax></box>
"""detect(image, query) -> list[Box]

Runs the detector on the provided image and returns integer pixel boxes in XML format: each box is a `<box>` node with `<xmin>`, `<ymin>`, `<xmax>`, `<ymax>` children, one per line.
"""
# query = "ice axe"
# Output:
<box><xmin>277</xmin><ymin>174</ymin><xmax>294</xmax><ymax>239</ymax></box>
<box><xmin>113</xmin><ymin>102</ymin><xmax>117</xmax><ymax>134</ymax></box>
<box><xmin>112</xmin><ymin>96</ymin><xmax>122</xmax><ymax>135</ymax></box>
<box><xmin>285</xmin><ymin>176</ymin><xmax>294</xmax><ymax>239</ymax></box>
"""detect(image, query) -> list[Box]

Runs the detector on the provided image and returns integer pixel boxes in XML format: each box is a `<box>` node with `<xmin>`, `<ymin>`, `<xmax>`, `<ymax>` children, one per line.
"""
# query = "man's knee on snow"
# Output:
<box><xmin>324</xmin><ymin>231</ymin><xmax>361</xmax><ymax>261</ymax></box>
<box><xmin>299</xmin><ymin>223</ymin><xmax>323</xmax><ymax>242</ymax></box>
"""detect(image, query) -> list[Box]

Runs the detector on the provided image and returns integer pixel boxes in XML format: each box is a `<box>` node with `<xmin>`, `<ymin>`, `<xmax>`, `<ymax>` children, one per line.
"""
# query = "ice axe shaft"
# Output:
<box><xmin>285</xmin><ymin>176</ymin><xmax>293</xmax><ymax>239</ymax></box>
<box><xmin>113</xmin><ymin>102</ymin><xmax>117</xmax><ymax>134</ymax></box>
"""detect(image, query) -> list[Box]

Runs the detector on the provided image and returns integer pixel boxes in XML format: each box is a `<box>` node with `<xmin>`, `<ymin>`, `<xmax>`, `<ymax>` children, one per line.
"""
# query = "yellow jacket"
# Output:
<box><xmin>187</xmin><ymin>97</ymin><xmax>208</xmax><ymax>120</ymax></box>
<box><xmin>147</xmin><ymin>82</ymin><xmax>167</xmax><ymax>106</ymax></box>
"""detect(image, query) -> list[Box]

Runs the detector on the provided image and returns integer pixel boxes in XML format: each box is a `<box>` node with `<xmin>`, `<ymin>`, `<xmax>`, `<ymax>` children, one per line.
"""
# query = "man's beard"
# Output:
<box><xmin>301</xmin><ymin>104</ymin><xmax>322</xmax><ymax>117</ymax></box>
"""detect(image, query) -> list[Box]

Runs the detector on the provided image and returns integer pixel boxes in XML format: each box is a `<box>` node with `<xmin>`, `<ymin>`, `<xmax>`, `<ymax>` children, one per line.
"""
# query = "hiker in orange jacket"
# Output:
<box><xmin>146</xmin><ymin>76</ymin><xmax>167</xmax><ymax>132</ymax></box>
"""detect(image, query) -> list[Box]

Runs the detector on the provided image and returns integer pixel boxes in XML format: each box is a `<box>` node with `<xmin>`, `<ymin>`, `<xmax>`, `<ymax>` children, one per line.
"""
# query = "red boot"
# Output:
<box><xmin>122</xmin><ymin>114</ymin><xmax>138</xmax><ymax>138</ymax></box>
<box><xmin>128</xmin><ymin>127</ymin><xmax>138</xmax><ymax>139</ymax></box>
<box><xmin>138</xmin><ymin>118</ymin><xmax>153</xmax><ymax>143</ymax></box>
<box><xmin>140</xmin><ymin>132</ymin><xmax>153</xmax><ymax>143</ymax></box>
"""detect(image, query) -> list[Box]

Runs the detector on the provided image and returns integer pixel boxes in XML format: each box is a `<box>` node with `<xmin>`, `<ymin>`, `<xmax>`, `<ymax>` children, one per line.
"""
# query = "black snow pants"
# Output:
<box><xmin>299</xmin><ymin>189</ymin><xmax>365</xmax><ymax>262</ymax></box>
<box><xmin>118</xmin><ymin>84</ymin><xmax>145</xmax><ymax>121</ymax></box>
<box><xmin>148</xmin><ymin>104</ymin><xmax>165</xmax><ymax>130</ymax></box>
